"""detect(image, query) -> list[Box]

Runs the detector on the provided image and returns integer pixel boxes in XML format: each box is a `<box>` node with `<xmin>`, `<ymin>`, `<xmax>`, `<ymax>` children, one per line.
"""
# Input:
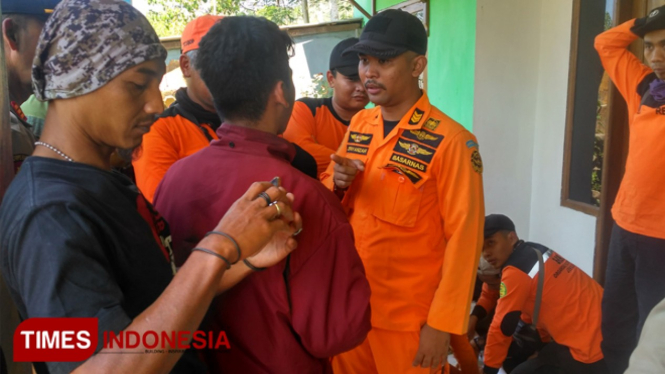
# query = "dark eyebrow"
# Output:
<box><xmin>136</xmin><ymin>67</ymin><xmax>161</xmax><ymax>78</ymax></box>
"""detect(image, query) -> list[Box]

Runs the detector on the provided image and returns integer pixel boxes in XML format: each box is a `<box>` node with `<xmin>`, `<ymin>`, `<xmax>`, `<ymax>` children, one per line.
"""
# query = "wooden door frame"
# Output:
<box><xmin>593</xmin><ymin>0</ymin><xmax>645</xmax><ymax>284</ymax></box>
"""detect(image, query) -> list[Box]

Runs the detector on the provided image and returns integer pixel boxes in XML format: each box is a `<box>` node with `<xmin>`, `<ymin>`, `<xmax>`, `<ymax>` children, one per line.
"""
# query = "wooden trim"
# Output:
<box><xmin>347</xmin><ymin>0</ymin><xmax>372</xmax><ymax>19</ymax></box>
<box><xmin>560</xmin><ymin>0</ymin><xmax>582</xmax><ymax>212</ymax></box>
<box><xmin>561</xmin><ymin>198</ymin><xmax>600</xmax><ymax>217</ymax></box>
<box><xmin>593</xmin><ymin>0</ymin><xmax>639</xmax><ymax>284</ymax></box>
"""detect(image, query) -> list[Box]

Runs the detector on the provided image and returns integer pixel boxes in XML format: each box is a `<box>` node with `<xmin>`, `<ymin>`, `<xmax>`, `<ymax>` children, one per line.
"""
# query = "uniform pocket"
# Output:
<box><xmin>372</xmin><ymin>166</ymin><xmax>429</xmax><ymax>228</ymax></box>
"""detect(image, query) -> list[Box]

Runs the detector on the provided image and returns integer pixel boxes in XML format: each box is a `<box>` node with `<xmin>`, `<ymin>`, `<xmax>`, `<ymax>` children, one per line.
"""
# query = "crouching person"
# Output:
<box><xmin>481</xmin><ymin>214</ymin><xmax>607</xmax><ymax>374</ymax></box>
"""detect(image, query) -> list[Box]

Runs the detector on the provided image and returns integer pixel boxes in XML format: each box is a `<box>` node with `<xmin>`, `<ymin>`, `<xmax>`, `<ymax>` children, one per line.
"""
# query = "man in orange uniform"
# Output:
<box><xmin>133</xmin><ymin>15</ymin><xmax>317</xmax><ymax>201</ymax></box>
<box><xmin>594</xmin><ymin>7</ymin><xmax>665</xmax><ymax>374</ymax></box>
<box><xmin>481</xmin><ymin>214</ymin><xmax>607</xmax><ymax>374</ymax></box>
<box><xmin>283</xmin><ymin>37</ymin><xmax>369</xmax><ymax>178</ymax></box>
<box><xmin>132</xmin><ymin>15</ymin><xmax>222</xmax><ymax>201</ymax></box>
<box><xmin>321</xmin><ymin>9</ymin><xmax>484</xmax><ymax>373</ymax></box>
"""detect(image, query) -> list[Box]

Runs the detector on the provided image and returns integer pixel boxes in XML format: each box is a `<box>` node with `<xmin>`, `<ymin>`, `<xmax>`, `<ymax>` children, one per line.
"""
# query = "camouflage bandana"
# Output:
<box><xmin>32</xmin><ymin>0</ymin><xmax>167</xmax><ymax>100</ymax></box>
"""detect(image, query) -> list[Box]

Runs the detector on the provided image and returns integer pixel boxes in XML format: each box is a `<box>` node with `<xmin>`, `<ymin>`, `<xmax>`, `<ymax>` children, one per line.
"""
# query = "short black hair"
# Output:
<box><xmin>196</xmin><ymin>16</ymin><xmax>294</xmax><ymax>122</ymax></box>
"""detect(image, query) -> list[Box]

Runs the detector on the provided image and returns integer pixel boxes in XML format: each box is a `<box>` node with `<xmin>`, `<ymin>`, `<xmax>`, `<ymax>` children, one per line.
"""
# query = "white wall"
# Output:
<box><xmin>474</xmin><ymin>0</ymin><xmax>597</xmax><ymax>274</ymax></box>
<box><xmin>473</xmin><ymin>0</ymin><xmax>544</xmax><ymax>241</ymax></box>
<box><xmin>528</xmin><ymin>0</ymin><xmax>597</xmax><ymax>274</ymax></box>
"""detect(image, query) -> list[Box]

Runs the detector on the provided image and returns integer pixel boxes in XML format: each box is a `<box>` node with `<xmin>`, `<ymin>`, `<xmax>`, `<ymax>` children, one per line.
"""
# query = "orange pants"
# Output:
<box><xmin>449</xmin><ymin>334</ymin><xmax>478</xmax><ymax>374</ymax></box>
<box><xmin>332</xmin><ymin>328</ymin><xmax>449</xmax><ymax>374</ymax></box>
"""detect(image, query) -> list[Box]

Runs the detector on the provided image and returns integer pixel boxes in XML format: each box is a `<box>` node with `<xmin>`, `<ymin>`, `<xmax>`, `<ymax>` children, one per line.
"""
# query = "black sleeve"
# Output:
<box><xmin>5</xmin><ymin>204</ymin><xmax>132</xmax><ymax>374</ymax></box>
<box><xmin>291</xmin><ymin>143</ymin><xmax>318</xmax><ymax>179</ymax></box>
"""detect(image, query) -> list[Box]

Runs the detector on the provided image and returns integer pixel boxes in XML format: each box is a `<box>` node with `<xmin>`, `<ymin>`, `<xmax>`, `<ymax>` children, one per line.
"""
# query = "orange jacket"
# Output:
<box><xmin>595</xmin><ymin>19</ymin><xmax>665</xmax><ymax>239</ymax></box>
<box><xmin>283</xmin><ymin>98</ymin><xmax>350</xmax><ymax>178</ymax></box>
<box><xmin>133</xmin><ymin>106</ymin><xmax>217</xmax><ymax>202</ymax></box>
<box><xmin>321</xmin><ymin>92</ymin><xmax>485</xmax><ymax>334</ymax></box>
<box><xmin>483</xmin><ymin>242</ymin><xmax>604</xmax><ymax>373</ymax></box>
<box><xmin>472</xmin><ymin>283</ymin><xmax>500</xmax><ymax>321</ymax></box>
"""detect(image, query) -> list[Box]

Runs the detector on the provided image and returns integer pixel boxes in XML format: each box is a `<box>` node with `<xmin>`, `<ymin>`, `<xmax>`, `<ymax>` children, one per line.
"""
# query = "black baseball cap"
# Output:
<box><xmin>484</xmin><ymin>214</ymin><xmax>516</xmax><ymax>239</ymax></box>
<box><xmin>1</xmin><ymin>0</ymin><xmax>61</xmax><ymax>16</ymax></box>
<box><xmin>632</xmin><ymin>5</ymin><xmax>665</xmax><ymax>37</ymax></box>
<box><xmin>343</xmin><ymin>9</ymin><xmax>427</xmax><ymax>58</ymax></box>
<box><xmin>330</xmin><ymin>37</ymin><xmax>360</xmax><ymax>77</ymax></box>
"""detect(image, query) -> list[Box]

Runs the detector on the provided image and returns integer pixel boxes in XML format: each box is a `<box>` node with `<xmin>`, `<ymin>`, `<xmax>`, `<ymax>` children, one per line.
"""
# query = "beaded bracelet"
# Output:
<box><xmin>205</xmin><ymin>231</ymin><xmax>241</xmax><ymax>264</ymax></box>
<box><xmin>243</xmin><ymin>258</ymin><xmax>266</xmax><ymax>272</ymax></box>
<box><xmin>191</xmin><ymin>247</ymin><xmax>231</xmax><ymax>269</ymax></box>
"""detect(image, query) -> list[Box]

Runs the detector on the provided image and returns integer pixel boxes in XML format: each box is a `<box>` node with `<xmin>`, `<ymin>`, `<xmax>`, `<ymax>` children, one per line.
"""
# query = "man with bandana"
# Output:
<box><xmin>1</xmin><ymin>0</ymin><xmax>61</xmax><ymax>173</ymax></box>
<box><xmin>0</xmin><ymin>1</ymin><xmax>301</xmax><ymax>373</ymax></box>
<box><xmin>595</xmin><ymin>6</ymin><xmax>665</xmax><ymax>373</ymax></box>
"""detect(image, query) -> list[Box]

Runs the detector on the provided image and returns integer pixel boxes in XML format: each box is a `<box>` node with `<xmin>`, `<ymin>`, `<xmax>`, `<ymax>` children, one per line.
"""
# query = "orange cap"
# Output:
<box><xmin>181</xmin><ymin>15</ymin><xmax>224</xmax><ymax>54</ymax></box>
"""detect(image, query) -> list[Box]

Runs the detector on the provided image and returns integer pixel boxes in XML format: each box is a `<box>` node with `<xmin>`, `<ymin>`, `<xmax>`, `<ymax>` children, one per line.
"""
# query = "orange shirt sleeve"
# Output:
<box><xmin>133</xmin><ymin>119</ymin><xmax>180</xmax><ymax>203</ymax></box>
<box><xmin>595</xmin><ymin>19</ymin><xmax>653</xmax><ymax>111</ymax></box>
<box><xmin>320</xmin><ymin>125</ymin><xmax>352</xmax><ymax>191</ymax></box>
<box><xmin>476</xmin><ymin>283</ymin><xmax>500</xmax><ymax>316</ymax></box>
<box><xmin>483</xmin><ymin>266</ymin><xmax>531</xmax><ymax>373</ymax></box>
<box><xmin>426</xmin><ymin>131</ymin><xmax>485</xmax><ymax>335</ymax></box>
<box><xmin>283</xmin><ymin>101</ymin><xmax>339</xmax><ymax>178</ymax></box>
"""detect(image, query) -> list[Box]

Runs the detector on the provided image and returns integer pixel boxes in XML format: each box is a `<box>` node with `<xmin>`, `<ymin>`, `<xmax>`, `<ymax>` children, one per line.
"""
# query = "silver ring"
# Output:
<box><xmin>258</xmin><ymin>192</ymin><xmax>272</xmax><ymax>206</ymax></box>
<box><xmin>293</xmin><ymin>227</ymin><xmax>303</xmax><ymax>237</ymax></box>
<box><xmin>270</xmin><ymin>201</ymin><xmax>282</xmax><ymax>218</ymax></box>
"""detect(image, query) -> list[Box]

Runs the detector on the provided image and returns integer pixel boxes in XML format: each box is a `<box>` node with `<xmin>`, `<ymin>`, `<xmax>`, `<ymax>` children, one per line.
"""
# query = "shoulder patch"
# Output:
<box><xmin>499</xmin><ymin>282</ymin><xmax>507</xmax><ymax>298</ymax></box>
<box><xmin>348</xmin><ymin>131</ymin><xmax>373</xmax><ymax>146</ymax></box>
<box><xmin>471</xmin><ymin>149</ymin><xmax>483</xmax><ymax>173</ymax></box>
<box><xmin>402</xmin><ymin>129</ymin><xmax>444</xmax><ymax>148</ymax></box>
<box><xmin>409</xmin><ymin>108</ymin><xmax>425</xmax><ymax>125</ymax></box>
<box><xmin>466</xmin><ymin>140</ymin><xmax>479</xmax><ymax>149</ymax></box>
<box><xmin>423</xmin><ymin>117</ymin><xmax>440</xmax><ymax>131</ymax></box>
<box><xmin>394</xmin><ymin>139</ymin><xmax>436</xmax><ymax>163</ymax></box>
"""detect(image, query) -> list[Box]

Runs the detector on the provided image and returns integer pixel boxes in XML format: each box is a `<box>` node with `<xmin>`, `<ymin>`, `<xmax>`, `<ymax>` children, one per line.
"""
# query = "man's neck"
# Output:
<box><xmin>380</xmin><ymin>89</ymin><xmax>423</xmax><ymax>122</ymax></box>
<box><xmin>8</xmin><ymin>74</ymin><xmax>31</xmax><ymax>105</ymax></box>
<box><xmin>36</xmin><ymin>105</ymin><xmax>115</xmax><ymax>170</ymax></box>
<box><xmin>331</xmin><ymin>95</ymin><xmax>360</xmax><ymax>122</ymax></box>
<box><xmin>185</xmin><ymin>86</ymin><xmax>216</xmax><ymax>113</ymax></box>
<box><xmin>225</xmin><ymin>119</ymin><xmax>279</xmax><ymax>135</ymax></box>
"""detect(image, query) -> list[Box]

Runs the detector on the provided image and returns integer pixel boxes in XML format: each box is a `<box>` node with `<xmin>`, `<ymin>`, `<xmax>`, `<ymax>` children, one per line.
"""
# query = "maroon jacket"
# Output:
<box><xmin>154</xmin><ymin>124</ymin><xmax>371</xmax><ymax>373</ymax></box>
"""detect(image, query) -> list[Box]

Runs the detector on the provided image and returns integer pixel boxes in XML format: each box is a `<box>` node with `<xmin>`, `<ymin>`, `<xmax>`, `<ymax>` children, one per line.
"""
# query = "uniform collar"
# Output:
<box><xmin>213</xmin><ymin>123</ymin><xmax>296</xmax><ymax>162</ymax></box>
<box><xmin>367</xmin><ymin>91</ymin><xmax>432</xmax><ymax>130</ymax></box>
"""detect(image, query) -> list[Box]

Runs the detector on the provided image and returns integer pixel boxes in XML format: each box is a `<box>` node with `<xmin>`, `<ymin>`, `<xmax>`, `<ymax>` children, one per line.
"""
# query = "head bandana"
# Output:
<box><xmin>32</xmin><ymin>0</ymin><xmax>167</xmax><ymax>101</ymax></box>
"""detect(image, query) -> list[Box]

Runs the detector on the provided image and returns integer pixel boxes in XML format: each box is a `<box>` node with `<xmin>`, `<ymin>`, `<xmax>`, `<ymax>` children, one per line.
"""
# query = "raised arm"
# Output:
<box><xmin>595</xmin><ymin>19</ymin><xmax>653</xmax><ymax>109</ymax></box>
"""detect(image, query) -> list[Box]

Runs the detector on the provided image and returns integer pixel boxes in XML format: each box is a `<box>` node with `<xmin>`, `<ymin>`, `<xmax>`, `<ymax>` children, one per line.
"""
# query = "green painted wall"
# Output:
<box><xmin>353</xmin><ymin>0</ymin><xmax>476</xmax><ymax>130</ymax></box>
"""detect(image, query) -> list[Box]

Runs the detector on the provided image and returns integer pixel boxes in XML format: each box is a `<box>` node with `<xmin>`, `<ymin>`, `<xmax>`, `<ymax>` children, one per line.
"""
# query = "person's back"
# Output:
<box><xmin>499</xmin><ymin>243</ymin><xmax>603</xmax><ymax>363</ymax></box>
<box><xmin>482</xmin><ymin>215</ymin><xmax>606</xmax><ymax>374</ymax></box>
<box><xmin>155</xmin><ymin>125</ymin><xmax>371</xmax><ymax>372</ymax></box>
<box><xmin>152</xmin><ymin>16</ymin><xmax>371</xmax><ymax>373</ymax></box>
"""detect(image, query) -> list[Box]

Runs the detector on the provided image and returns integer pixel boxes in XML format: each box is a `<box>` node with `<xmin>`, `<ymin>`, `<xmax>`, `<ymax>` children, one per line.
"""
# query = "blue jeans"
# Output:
<box><xmin>601</xmin><ymin>223</ymin><xmax>665</xmax><ymax>374</ymax></box>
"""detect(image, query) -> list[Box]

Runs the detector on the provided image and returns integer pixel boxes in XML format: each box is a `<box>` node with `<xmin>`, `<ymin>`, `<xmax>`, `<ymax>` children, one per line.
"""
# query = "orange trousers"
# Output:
<box><xmin>332</xmin><ymin>328</ymin><xmax>449</xmax><ymax>374</ymax></box>
<box><xmin>449</xmin><ymin>334</ymin><xmax>478</xmax><ymax>374</ymax></box>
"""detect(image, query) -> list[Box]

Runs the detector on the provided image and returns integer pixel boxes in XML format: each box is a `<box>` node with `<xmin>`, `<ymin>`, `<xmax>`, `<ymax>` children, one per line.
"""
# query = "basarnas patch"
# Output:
<box><xmin>348</xmin><ymin>131</ymin><xmax>373</xmax><ymax>146</ymax></box>
<box><xmin>390</xmin><ymin>153</ymin><xmax>427</xmax><ymax>172</ymax></box>
<box><xmin>385</xmin><ymin>163</ymin><xmax>423</xmax><ymax>184</ymax></box>
<box><xmin>402</xmin><ymin>129</ymin><xmax>444</xmax><ymax>148</ymax></box>
<box><xmin>471</xmin><ymin>149</ymin><xmax>483</xmax><ymax>173</ymax></box>
<box><xmin>409</xmin><ymin>108</ymin><xmax>425</xmax><ymax>125</ymax></box>
<box><xmin>423</xmin><ymin>118</ymin><xmax>440</xmax><ymax>131</ymax></box>
<box><xmin>347</xmin><ymin>145</ymin><xmax>369</xmax><ymax>155</ymax></box>
<box><xmin>394</xmin><ymin>139</ymin><xmax>435</xmax><ymax>163</ymax></box>
<box><xmin>500</xmin><ymin>282</ymin><xmax>507</xmax><ymax>298</ymax></box>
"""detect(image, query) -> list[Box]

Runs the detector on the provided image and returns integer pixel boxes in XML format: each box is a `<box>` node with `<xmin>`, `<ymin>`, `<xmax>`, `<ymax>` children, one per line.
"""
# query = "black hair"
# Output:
<box><xmin>196</xmin><ymin>16</ymin><xmax>294</xmax><ymax>122</ymax></box>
